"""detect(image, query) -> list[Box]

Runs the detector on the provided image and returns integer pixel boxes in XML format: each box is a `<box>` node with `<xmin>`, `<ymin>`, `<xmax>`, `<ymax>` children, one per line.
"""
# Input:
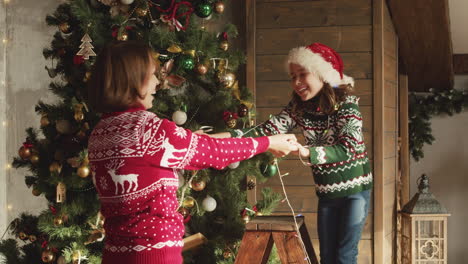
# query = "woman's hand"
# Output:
<box><xmin>267</xmin><ymin>134</ymin><xmax>298</xmax><ymax>157</ymax></box>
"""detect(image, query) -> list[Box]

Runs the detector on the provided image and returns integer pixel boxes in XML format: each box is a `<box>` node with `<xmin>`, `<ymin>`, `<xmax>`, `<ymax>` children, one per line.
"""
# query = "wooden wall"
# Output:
<box><xmin>373</xmin><ymin>0</ymin><xmax>399</xmax><ymax>263</ymax></box>
<box><xmin>246</xmin><ymin>0</ymin><xmax>375</xmax><ymax>263</ymax></box>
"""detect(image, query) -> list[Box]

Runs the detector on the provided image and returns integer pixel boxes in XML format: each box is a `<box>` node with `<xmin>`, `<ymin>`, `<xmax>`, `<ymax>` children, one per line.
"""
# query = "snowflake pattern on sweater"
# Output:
<box><xmin>88</xmin><ymin>106</ymin><xmax>269</xmax><ymax>263</ymax></box>
<box><xmin>233</xmin><ymin>95</ymin><xmax>372</xmax><ymax>199</ymax></box>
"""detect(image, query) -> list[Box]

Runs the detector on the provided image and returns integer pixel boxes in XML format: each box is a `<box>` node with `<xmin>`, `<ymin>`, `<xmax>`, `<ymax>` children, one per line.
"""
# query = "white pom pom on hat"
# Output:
<box><xmin>287</xmin><ymin>43</ymin><xmax>354</xmax><ymax>87</ymax></box>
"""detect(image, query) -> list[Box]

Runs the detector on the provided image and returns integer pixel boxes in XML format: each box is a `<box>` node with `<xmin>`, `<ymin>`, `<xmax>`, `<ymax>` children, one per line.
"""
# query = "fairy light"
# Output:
<box><xmin>5</xmin><ymin>163</ymin><xmax>11</xmax><ymax>169</ymax></box>
<box><xmin>6</xmin><ymin>204</ymin><xmax>12</xmax><ymax>210</ymax></box>
<box><xmin>3</xmin><ymin>0</ymin><xmax>10</xmax><ymax>4</ymax></box>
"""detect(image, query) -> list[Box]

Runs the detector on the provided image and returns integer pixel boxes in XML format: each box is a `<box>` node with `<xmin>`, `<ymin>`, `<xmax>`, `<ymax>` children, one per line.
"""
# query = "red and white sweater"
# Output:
<box><xmin>88</xmin><ymin>106</ymin><xmax>269</xmax><ymax>264</ymax></box>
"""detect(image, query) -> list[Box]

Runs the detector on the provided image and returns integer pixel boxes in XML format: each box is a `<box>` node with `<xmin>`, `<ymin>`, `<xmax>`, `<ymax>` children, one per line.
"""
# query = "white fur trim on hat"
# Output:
<box><xmin>287</xmin><ymin>47</ymin><xmax>354</xmax><ymax>87</ymax></box>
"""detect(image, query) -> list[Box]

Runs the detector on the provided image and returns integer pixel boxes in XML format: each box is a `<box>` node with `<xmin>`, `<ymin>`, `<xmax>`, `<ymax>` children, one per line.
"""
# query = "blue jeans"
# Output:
<box><xmin>317</xmin><ymin>190</ymin><xmax>371</xmax><ymax>264</ymax></box>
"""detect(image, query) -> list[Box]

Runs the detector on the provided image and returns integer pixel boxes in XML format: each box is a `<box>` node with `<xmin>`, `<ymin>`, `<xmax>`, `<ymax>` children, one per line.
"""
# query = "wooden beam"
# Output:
<box><xmin>387</xmin><ymin>0</ymin><xmax>454</xmax><ymax>92</ymax></box>
<box><xmin>453</xmin><ymin>54</ymin><xmax>468</xmax><ymax>74</ymax></box>
<box><xmin>373</xmin><ymin>0</ymin><xmax>385</xmax><ymax>263</ymax></box>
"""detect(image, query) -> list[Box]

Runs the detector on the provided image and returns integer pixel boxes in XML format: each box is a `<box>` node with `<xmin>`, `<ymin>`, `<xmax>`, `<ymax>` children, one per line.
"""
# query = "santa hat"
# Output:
<box><xmin>287</xmin><ymin>43</ymin><xmax>354</xmax><ymax>87</ymax></box>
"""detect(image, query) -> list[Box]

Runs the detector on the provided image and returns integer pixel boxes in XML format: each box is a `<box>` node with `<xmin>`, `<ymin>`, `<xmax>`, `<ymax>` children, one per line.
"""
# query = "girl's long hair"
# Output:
<box><xmin>291</xmin><ymin>83</ymin><xmax>353</xmax><ymax>116</ymax></box>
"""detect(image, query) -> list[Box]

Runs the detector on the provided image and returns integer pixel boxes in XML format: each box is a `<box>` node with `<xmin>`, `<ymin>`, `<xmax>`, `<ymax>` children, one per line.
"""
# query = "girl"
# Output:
<box><xmin>86</xmin><ymin>41</ymin><xmax>298</xmax><ymax>264</ymax></box>
<box><xmin>216</xmin><ymin>42</ymin><xmax>372</xmax><ymax>264</ymax></box>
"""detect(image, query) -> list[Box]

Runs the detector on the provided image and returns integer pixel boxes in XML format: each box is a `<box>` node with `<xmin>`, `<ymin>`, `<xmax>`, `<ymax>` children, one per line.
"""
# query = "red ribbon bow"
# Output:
<box><xmin>153</xmin><ymin>0</ymin><xmax>194</xmax><ymax>31</ymax></box>
<box><xmin>223</xmin><ymin>111</ymin><xmax>238</xmax><ymax>122</ymax></box>
<box><xmin>23</xmin><ymin>142</ymin><xmax>33</xmax><ymax>148</ymax></box>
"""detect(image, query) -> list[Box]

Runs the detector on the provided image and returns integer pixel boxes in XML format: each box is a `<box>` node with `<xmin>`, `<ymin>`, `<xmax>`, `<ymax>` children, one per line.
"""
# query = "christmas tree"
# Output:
<box><xmin>0</xmin><ymin>0</ymin><xmax>282</xmax><ymax>263</ymax></box>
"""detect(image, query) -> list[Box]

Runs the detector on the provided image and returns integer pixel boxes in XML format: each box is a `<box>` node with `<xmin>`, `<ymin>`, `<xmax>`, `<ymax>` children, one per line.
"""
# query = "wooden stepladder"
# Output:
<box><xmin>235</xmin><ymin>216</ymin><xmax>318</xmax><ymax>264</ymax></box>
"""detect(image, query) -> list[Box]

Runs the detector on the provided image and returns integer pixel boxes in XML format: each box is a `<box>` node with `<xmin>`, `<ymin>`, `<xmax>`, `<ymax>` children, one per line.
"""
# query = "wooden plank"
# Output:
<box><xmin>235</xmin><ymin>231</ymin><xmax>273</xmax><ymax>264</ymax></box>
<box><xmin>384</xmin><ymin>26</ymin><xmax>397</xmax><ymax>59</ymax></box>
<box><xmin>384</xmin><ymin>181</ymin><xmax>396</xmax><ymax>236</ymax></box>
<box><xmin>312</xmin><ymin>239</ymin><xmax>373</xmax><ymax>264</ymax></box>
<box><xmin>384</xmin><ymin>107</ymin><xmax>397</xmax><ymax>132</ymax></box>
<box><xmin>384</xmin><ymin>132</ymin><xmax>397</xmax><ymax>158</ymax></box>
<box><xmin>256</xmin><ymin>79</ymin><xmax>373</xmax><ymax>108</ymax></box>
<box><xmin>384</xmin><ymin>54</ymin><xmax>397</xmax><ymax>83</ymax></box>
<box><xmin>383</xmin><ymin>157</ymin><xmax>396</xmax><ymax>185</ymax></box>
<box><xmin>257</xmin><ymin>0</ymin><xmax>371</xmax><ymax>28</ymax></box>
<box><xmin>258</xmin><ymin>185</ymin><xmax>318</xmax><ymax>212</ymax></box>
<box><xmin>373</xmin><ymin>0</ymin><xmax>385</xmax><ymax>263</ymax></box>
<box><xmin>384</xmin><ymin>232</ymin><xmax>395</xmax><ymax>263</ymax></box>
<box><xmin>399</xmin><ymin>75</ymin><xmax>410</xmax><ymax>204</ymax></box>
<box><xmin>256</xmin><ymin>53</ymin><xmax>372</xmax><ymax>81</ymax></box>
<box><xmin>273</xmin><ymin>232</ymin><xmax>314</xmax><ymax>264</ymax></box>
<box><xmin>256</xmin><ymin>26</ymin><xmax>372</xmax><ymax>55</ymax></box>
<box><xmin>246</xmin><ymin>0</ymin><xmax>256</xmax><ymax>206</ymax></box>
<box><xmin>453</xmin><ymin>54</ymin><xmax>468</xmax><ymax>74</ymax></box>
<box><xmin>388</xmin><ymin>0</ymin><xmax>453</xmax><ymax>92</ymax></box>
<box><xmin>384</xmin><ymin>80</ymin><xmax>397</xmax><ymax>108</ymax></box>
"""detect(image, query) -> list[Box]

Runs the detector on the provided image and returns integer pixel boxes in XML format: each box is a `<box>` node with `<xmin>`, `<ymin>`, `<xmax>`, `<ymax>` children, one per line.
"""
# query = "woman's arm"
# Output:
<box><xmin>146</xmin><ymin>119</ymin><xmax>297</xmax><ymax>170</ymax></box>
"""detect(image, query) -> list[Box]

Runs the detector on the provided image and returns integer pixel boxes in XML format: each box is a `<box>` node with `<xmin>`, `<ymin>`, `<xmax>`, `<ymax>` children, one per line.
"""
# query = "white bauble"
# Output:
<box><xmin>202</xmin><ymin>195</ymin><xmax>217</xmax><ymax>212</ymax></box>
<box><xmin>228</xmin><ymin>161</ymin><xmax>240</xmax><ymax>169</ymax></box>
<box><xmin>172</xmin><ymin>110</ymin><xmax>187</xmax><ymax>125</ymax></box>
<box><xmin>120</xmin><ymin>0</ymin><xmax>135</xmax><ymax>4</ymax></box>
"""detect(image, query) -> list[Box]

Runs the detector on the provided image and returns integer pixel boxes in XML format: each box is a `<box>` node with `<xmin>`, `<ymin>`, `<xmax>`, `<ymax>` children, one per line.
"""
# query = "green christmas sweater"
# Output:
<box><xmin>231</xmin><ymin>95</ymin><xmax>372</xmax><ymax>199</ymax></box>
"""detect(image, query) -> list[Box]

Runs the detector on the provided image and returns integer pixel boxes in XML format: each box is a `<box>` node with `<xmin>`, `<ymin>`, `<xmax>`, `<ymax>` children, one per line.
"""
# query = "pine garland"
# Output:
<box><xmin>409</xmin><ymin>88</ymin><xmax>468</xmax><ymax>161</ymax></box>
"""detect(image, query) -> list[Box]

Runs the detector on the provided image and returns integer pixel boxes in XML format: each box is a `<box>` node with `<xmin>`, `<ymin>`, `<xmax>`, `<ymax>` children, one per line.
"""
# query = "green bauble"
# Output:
<box><xmin>261</xmin><ymin>162</ymin><xmax>277</xmax><ymax>178</ymax></box>
<box><xmin>195</xmin><ymin>2</ymin><xmax>213</xmax><ymax>18</ymax></box>
<box><xmin>180</xmin><ymin>56</ymin><xmax>195</xmax><ymax>71</ymax></box>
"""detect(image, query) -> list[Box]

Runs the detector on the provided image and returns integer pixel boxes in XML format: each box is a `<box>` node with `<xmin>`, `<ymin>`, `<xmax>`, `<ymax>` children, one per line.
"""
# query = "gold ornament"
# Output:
<box><xmin>18</xmin><ymin>231</ymin><xmax>27</xmax><ymax>240</ymax></box>
<box><xmin>74</xmin><ymin>104</ymin><xmax>85</xmax><ymax>122</ymax></box>
<box><xmin>58</xmin><ymin>22</ymin><xmax>71</xmax><ymax>34</ymax></box>
<box><xmin>30</xmin><ymin>154</ymin><xmax>40</xmax><ymax>164</ymax></box>
<box><xmin>183</xmin><ymin>197</ymin><xmax>195</xmax><ymax>208</ymax></box>
<box><xmin>18</xmin><ymin>146</ymin><xmax>32</xmax><ymax>160</ymax></box>
<box><xmin>196</xmin><ymin>64</ymin><xmax>208</xmax><ymax>75</ymax></box>
<box><xmin>54</xmin><ymin>216</ymin><xmax>63</xmax><ymax>226</ymax></box>
<box><xmin>226</xmin><ymin>118</ymin><xmax>237</xmax><ymax>128</ymax></box>
<box><xmin>83</xmin><ymin>71</ymin><xmax>92</xmax><ymax>82</ymax></box>
<box><xmin>223</xmin><ymin>249</ymin><xmax>232</xmax><ymax>259</ymax></box>
<box><xmin>242</xmin><ymin>215</ymin><xmax>250</xmax><ymax>224</ymax></box>
<box><xmin>214</xmin><ymin>1</ymin><xmax>225</xmax><ymax>14</ymax></box>
<box><xmin>32</xmin><ymin>187</ymin><xmax>41</xmax><ymax>196</ymax></box>
<box><xmin>40</xmin><ymin>115</ymin><xmax>50</xmax><ymax>127</ymax></box>
<box><xmin>135</xmin><ymin>7</ymin><xmax>148</xmax><ymax>17</ymax></box>
<box><xmin>74</xmin><ymin>111</ymin><xmax>84</xmax><ymax>122</ymax></box>
<box><xmin>255</xmin><ymin>211</ymin><xmax>263</xmax><ymax>216</ymax></box>
<box><xmin>182</xmin><ymin>49</ymin><xmax>196</xmax><ymax>57</ymax></box>
<box><xmin>41</xmin><ymin>249</ymin><xmax>56</xmax><ymax>263</ymax></box>
<box><xmin>191</xmin><ymin>180</ymin><xmax>206</xmax><ymax>191</ymax></box>
<box><xmin>219</xmin><ymin>40</ymin><xmax>229</xmax><ymax>51</ymax></box>
<box><xmin>29</xmin><ymin>234</ymin><xmax>37</xmax><ymax>242</ymax></box>
<box><xmin>77</xmin><ymin>165</ymin><xmax>90</xmax><ymax>178</ymax></box>
<box><xmin>167</xmin><ymin>44</ymin><xmax>182</xmax><ymax>53</ymax></box>
<box><xmin>49</xmin><ymin>161</ymin><xmax>62</xmax><ymax>174</ymax></box>
<box><xmin>117</xmin><ymin>32</ymin><xmax>128</xmax><ymax>41</ymax></box>
<box><xmin>218</xmin><ymin>71</ymin><xmax>236</xmax><ymax>88</ymax></box>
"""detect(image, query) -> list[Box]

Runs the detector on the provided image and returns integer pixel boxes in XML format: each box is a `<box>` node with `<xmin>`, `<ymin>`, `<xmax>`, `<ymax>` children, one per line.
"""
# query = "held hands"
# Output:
<box><xmin>290</xmin><ymin>141</ymin><xmax>310</xmax><ymax>158</ymax></box>
<box><xmin>267</xmin><ymin>134</ymin><xmax>299</xmax><ymax>157</ymax></box>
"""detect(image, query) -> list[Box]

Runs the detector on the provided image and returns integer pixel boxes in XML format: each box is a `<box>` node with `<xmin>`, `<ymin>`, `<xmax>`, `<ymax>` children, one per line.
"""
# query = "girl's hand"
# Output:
<box><xmin>290</xmin><ymin>142</ymin><xmax>310</xmax><ymax>158</ymax></box>
<box><xmin>267</xmin><ymin>134</ymin><xmax>298</xmax><ymax>157</ymax></box>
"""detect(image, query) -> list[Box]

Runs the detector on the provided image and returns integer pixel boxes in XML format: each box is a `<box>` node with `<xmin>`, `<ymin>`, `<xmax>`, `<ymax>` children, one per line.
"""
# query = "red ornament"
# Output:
<box><xmin>183</xmin><ymin>214</ymin><xmax>191</xmax><ymax>223</ymax></box>
<box><xmin>221</xmin><ymin>32</ymin><xmax>228</xmax><ymax>40</ymax></box>
<box><xmin>73</xmin><ymin>55</ymin><xmax>84</xmax><ymax>65</ymax></box>
<box><xmin>223</xmin><ymin>111</ymin><xmax>238</xmax><ymax>122</ymax></box>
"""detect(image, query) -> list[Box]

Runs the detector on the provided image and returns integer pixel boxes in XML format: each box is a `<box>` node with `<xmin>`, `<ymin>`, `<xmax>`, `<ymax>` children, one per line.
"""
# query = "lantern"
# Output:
<box><xmin>401</xmin><ymin>174</ymin><xmax>450</xmax><ymax>264</ymax></box>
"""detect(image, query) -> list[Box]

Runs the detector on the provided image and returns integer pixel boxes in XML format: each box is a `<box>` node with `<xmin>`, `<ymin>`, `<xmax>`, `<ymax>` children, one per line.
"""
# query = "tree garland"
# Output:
<box><xmin>409</xmin><ymin>88</ymin><xmax>468</xmax><ymax>161</ymax></box>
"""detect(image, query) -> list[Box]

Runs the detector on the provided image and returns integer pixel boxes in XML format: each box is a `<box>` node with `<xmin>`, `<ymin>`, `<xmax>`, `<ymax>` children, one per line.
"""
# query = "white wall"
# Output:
<box><xmin>449</xmin><ymin>0</ymin><xmax>468</xmax><ymax>53</ymax></box>
<box><xmin>410</xmin><ymin>75</ymin><xmax>468</xmax><ymax>264</ymax></box>
<box><xmin>1</xmin><ymin>1</ymin><xmax>7</xmax><ymax>238</ymax></box>
<box><xmin>1</xmin><ymin>0</ymin><xmax>59</xmax><ymax>237</ymax></box>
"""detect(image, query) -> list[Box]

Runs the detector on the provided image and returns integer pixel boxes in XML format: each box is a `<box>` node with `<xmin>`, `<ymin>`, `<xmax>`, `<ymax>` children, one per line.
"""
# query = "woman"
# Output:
<box><xmin>86</xmin><ymin>40</ymin><xmax>298</xmax><ymax>263</ymax></box>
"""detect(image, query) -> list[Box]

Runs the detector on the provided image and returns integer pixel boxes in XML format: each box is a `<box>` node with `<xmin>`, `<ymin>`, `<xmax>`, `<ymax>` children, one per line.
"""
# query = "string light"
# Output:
<box><xmin>6</xmin><ymin>204</ymin><xmax>12</xmax><ymax>210</ymax></box>
<box><xmin>2</xmin><ymin>39</ymin><xmax>7</xmax><ymax>44</ymax></box>
<box><xmin>5</xmin><ymin>163</ymin><xmax>11</xmax><ymax>169</ymax></box>
<box><xmin>2</xmin><ymin>121</ymin><xmax>7</xmax><ymax>127</ymax></box>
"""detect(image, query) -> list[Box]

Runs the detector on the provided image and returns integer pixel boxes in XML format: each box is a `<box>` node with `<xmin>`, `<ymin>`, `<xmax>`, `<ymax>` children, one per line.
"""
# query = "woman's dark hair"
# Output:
<box><xmin>86</xmin><ymin>41</ymin><xmax>154</xmax><ymax>113</ymax></box>
<box><xmin>291</xmin><ymin>83</ymin><xmax>353</xmax><ymax>115</ymax></box>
